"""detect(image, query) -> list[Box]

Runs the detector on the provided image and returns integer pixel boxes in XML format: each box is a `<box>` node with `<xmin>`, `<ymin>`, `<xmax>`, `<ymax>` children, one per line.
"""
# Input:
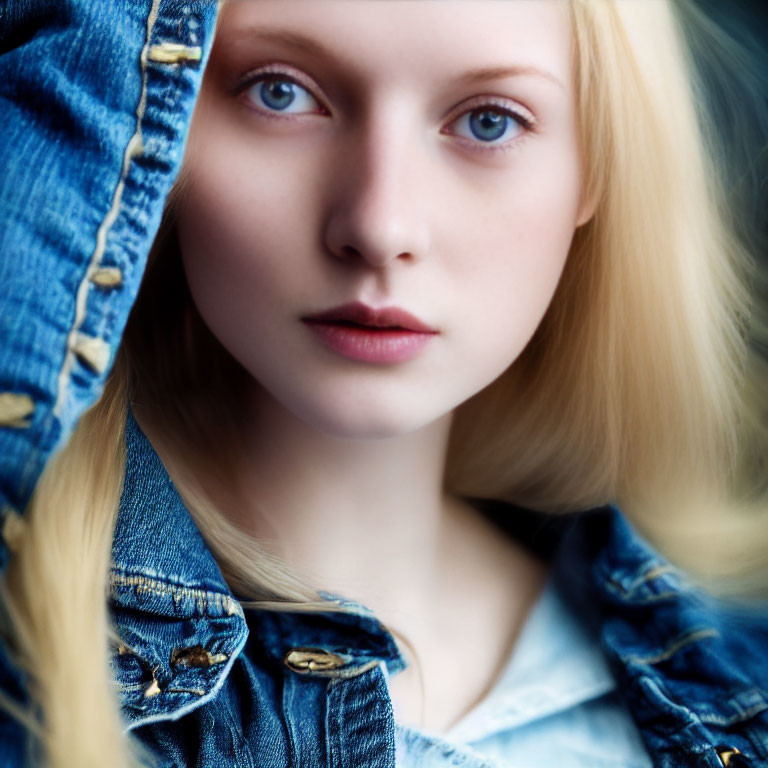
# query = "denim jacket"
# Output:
<box><xmin>0</xmin><ymin>2</ymin><xmax>767</xmax><ymax>767</ymax></box>
<box><xmin>106</xmin><ymin>411</ymin><xmax>768</xmax><ymax>768</ymax></box>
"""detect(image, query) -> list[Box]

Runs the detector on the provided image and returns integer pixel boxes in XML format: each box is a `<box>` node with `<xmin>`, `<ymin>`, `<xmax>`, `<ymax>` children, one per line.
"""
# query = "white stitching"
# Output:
<box><xmin>625</xmin><ymin>628</ymin><xmax>720</xmax><ymax>665</ymax></box>
<box><xmin>109</xmin><ymin>571</ymin><xmax>243</xmax><ymax>617</ymax></box>
<box><xmin>53</xmin><ymin>0</ymin><xmax>161</xmax><ymax>417</ymax></box>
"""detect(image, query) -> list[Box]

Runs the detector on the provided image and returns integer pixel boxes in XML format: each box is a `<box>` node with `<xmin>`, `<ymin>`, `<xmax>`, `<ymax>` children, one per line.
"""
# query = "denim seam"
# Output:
<box><xmin>109</xmin><ymin>571</ymin><xmax>243</xmax><ymax>618</ymax></box>
<box><xmin>121</xmin><ymin>624</ymin><xmax>249</xmax><ymax>734</ymax></box>
<box><xmin>282</xmin><ymin>672</ymin><xmax>300</xmax><ymax>768</ymax></box>
<box><xmin>623</xmin><ymin>628</ymin><xmax>720</xmax><ymax>665</ymax></box>
<box><xmin>288</xmin><ymin>658</ymin><xmax>381</xmax><ymax>681</ymax></box>
<box><xmin>743</xmin><ymin>720</ymin><xmax>768</xmax><ymax>759</ymax></box>
<box><xmin>326</xmin><ymin>680</ymin><xmax>343</xmax><ymax>768</ymax></box>
<box><xmin>628</xmin><ymin>564</ymin><xmax>681</xmax><ymax>590</ymax></box>
<box><xmin>700</xmin><ymin>700</ymin><xmax>768</xmax><ymax>727</ymax></box>
<box><xmin>637</xmin><ymin>677</ymin><xmax>710</xmax><ymax>742</ymax></box>
<box><xmin>605</xmin><ymin>564</ymin><xmax>688</xmax><ymax>602</ymax></box>
<box><xmin>52</xmin><ymin>0</ymin><xmax>161</xmax><ymax>418</ymax></box>
<box><xmin>114</xmin><ymin>681</ymin><xmax>147</xmax><ymax>693</ymax></box>
<box><xmin>624</xmin><ymin>590</ymin><xmax>685</xmax><ymax>605</ymax></box>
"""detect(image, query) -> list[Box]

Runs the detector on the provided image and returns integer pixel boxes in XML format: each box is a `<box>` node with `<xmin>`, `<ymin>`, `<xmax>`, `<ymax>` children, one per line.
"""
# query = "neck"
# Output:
<box><xmin>222</xmin><ymin>385</ymin><xmax>457</xmax><ymax>611</ymax></box>
<box><xmin>134</xmin><ymin>386</ymin><xmax>550</xmax><ymax>733</ymax></box>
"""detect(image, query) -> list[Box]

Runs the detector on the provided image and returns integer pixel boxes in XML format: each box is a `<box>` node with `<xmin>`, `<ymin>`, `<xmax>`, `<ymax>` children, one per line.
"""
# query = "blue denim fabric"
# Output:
<box><xmin>23</xmin><ymin>410</ymin><xmax>742</xmax><ymax>768</ymax></box>
<box><xmin>578</xmin><ymin>515</ymin><xmax>768</xmax><ymax>768</ymax></box>
<box><xmin>89</xmin><ymin>413</ymin><xmax>768</xmax><ymax>767</ymax></box>
<box><xmin>0</xmin><ymin>0</ymin><xmax>219</xmax><ymax>571</ymax></box>
<box><xmin>93</xmin><ymin>415</ymin><xmax>768</xmax><ymax>768</ymax></box>
<box><xmin>2</xmin><ymin>3</ymin><xmax>768</xmax><ymax>767</ymax></box>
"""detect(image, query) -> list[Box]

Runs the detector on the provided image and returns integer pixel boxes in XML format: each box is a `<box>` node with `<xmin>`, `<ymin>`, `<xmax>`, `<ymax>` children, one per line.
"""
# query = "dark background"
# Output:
<box><xmin>695</xmin><ymin>0</ymin><xmax>767</xmax><ymax>238</ymax></box>
<box><xmin>695</xmin><ymin>0</ymin><xmax>767</xmax><ymax>358</ymax></box>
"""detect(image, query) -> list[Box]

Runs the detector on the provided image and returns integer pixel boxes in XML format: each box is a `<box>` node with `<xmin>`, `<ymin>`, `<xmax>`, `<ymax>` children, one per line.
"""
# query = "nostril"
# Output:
<box><xmin>340</xmin><ymin>245</ymin><xmax>362</xmax><ymax>259</ymax></box>
<box><xmin>336</xmin><ymin>245</ymin><xmax>414</xmax><ymax>264</ymax></box>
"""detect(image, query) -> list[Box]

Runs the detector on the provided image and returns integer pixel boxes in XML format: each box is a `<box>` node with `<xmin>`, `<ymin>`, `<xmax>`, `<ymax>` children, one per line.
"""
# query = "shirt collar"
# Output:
<box><xmin>445</xmin><ymin>504</ymin><xmax>768</xmax><ymax>747</ymax></box>
<box><xmin>444</xmin><ymin>550</ymin><xmax>617</xmax><ymax>744</ymax></box>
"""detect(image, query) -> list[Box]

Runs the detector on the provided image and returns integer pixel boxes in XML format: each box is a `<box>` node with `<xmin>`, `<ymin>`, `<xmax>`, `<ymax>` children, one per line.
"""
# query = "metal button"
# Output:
<box><xmin>147</xmin><ymin>42</ymin><xmax>202</xmax><ymax>64</ymax></box>
<box><xmin>0</xmin><ymin>393</ymin><xmax>34</xmax><ymax>428</ymax></box>
<box><xmin>716</xmin><ymin>746</ymin><xmax>750</xmax><ymax>767</ymax></box>
<box><xmin>171</xmin><ymin>645</ymin><xmax>228</xmax><ymax>669</ymax></box>
<box><xmin>284</xmin><ymin>647</ymin><xmax>347</xmax><ymax>674</ymax></box>
<box><xmin>143</xmin><ymin>679</ymin><xmax>161</xmax><ymax>698</ymax></box>
<box><xmin>89</xmin><ymin>266</ymin><xmax>123</xmax><ymax>288</ymax></box>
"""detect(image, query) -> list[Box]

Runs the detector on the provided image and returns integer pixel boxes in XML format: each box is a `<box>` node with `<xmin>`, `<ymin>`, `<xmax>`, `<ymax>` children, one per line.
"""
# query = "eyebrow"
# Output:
<box><xmin>225</xmin><ymin>27</ymin><xmax>565</xmax><ymax>90</ymax></box>
<box><xmin>455</xmin><ymin>65</ymin><xmax>564</xmax><ymax>90</ymax></box>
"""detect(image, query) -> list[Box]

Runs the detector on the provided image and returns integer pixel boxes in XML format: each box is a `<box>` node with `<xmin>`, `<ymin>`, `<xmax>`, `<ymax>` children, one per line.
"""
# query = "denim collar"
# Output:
<box><xmin>109</xmin><ymin>407</ymin><xmax>768</xmax><ymax>750</ymax></box>
<box><xmin>560</xmin><ymin>506</ymin><xmax>768</xmax><ymax>764</ymax></box>
<box><xmin>109</xmin><ymin>407</ymin><xmax>405</xmax><ymax>731</ymax></box>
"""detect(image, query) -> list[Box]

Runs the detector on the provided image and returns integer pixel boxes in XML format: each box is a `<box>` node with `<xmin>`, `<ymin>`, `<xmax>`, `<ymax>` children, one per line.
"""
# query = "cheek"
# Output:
<box><xmin>446</xmin><ymin>154</ymin><xmax>580</xmax><ymax>353</ymax></box>
<box><xmin>174</xmin><ymin>191</ymin><xmax>287</xmax><ymax>383</ymax></box>
<box><xmin>178</xmin><ymin>101</ymin><xmax>322</xmax><ymax>274</ymax></box>
<box><xmin>175</xmin><ymin>146</ymin><xmax>316</xmax><ymax>334</ymax></box>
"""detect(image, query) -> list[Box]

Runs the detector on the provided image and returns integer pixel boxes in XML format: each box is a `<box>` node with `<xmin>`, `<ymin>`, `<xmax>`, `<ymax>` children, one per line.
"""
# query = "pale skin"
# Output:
<box><xmin>160</xmin><ymin>0</ymin><xmax>594</xmax><ymax>733</ymax></box>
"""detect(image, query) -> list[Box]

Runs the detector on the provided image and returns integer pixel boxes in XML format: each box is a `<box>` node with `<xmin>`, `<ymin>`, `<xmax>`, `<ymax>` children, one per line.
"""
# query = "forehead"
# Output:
<box><xmin>216</xmin><ymin>0</ymin><xmax>573</xmax><ymax>88</ymax></box>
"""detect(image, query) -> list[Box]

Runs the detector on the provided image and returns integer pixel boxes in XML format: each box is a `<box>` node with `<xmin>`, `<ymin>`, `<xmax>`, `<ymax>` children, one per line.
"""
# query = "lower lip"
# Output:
<box><xmin>303</xmin><ymin>321</ymin><xmax>437</xmax><ymax>363</ymax></box>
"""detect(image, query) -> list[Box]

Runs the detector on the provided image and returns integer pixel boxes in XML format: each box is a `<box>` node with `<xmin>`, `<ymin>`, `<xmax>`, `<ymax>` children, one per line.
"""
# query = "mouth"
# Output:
<box><xmin>301</xmin><ymin>301</ymin><xmax>437</xmax><ymax>333</ymax></box>
<box><xmin>301</xmin><ymin>302</ymin><xmax>438</xmax><ymax>363</ymax></box>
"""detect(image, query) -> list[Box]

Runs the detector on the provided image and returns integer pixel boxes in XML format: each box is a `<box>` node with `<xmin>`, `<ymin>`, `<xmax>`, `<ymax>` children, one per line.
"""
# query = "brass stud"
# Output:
<box><xmin>284</xmin><ymin>647</ymin><xmax>347</xmax><ymax>674</ymax></box>
<box><xmin>143</xmin><ymin>679</ymin><xmax>161</xmax><ymax>698</ymax></box>
<box><xmin>717</xmin><ymin>746</ymin><xmax>749</xmax><ymax>766</ymax></box>
<box><xmin>147</xmin><ymin>43</ymin><xmax>202</xmax><ymax>64</ymax></box>
<box><xmin>70</xmin><ymin>332</ymin><xmax>110</xmax><ymax>374</ymax></box>
<box><xmin>0</xmin><ymin>392</ymin><xmax>34</xmax><ymax>428</ymax></box>
<box><xmin>89</xmin><ymin>266</ymin><xmax>123</xmax><ymax>288</ymax></box>
<box><xmin>171</xmin><ymin>645</ymin><xmax>228</xmax><ymax>669</ymax></box>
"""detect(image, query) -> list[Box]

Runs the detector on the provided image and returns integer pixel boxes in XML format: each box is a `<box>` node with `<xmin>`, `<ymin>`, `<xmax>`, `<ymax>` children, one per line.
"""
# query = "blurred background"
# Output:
<box><xmin>694</xmin><ymin>0</ymin><xmax>767</xmax><ymax>361</ymax></box>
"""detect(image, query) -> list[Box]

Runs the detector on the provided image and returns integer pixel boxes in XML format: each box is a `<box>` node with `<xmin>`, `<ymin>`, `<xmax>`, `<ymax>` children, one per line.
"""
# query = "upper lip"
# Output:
<box><xmin>302</xmin><ymin>301</ymin><xmax>437</xmax><ymax>333</ymax></box>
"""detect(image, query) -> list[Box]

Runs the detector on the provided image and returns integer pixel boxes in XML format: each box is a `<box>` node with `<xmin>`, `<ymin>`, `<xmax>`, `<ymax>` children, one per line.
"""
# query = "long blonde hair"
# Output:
<box><xmin>1</xmin><ymin>1</ymin><xmax>765</xmax><ymax>766</ymax></box>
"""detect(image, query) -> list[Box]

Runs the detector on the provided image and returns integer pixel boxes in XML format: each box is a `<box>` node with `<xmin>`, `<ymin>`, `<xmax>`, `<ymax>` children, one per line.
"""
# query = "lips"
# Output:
<box><xmin>301</xmin><ymin>301</ymin><xmax>437</xmax><ymax>333</ymax></box>
<box><xmin>301</xmin><ymin>301</ymin><xmax>438</xmax><ymax>363</ymax></box>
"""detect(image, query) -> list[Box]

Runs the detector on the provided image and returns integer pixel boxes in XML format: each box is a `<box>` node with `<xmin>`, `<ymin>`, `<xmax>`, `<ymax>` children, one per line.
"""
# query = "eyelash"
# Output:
<box><xmin>236</xmin><ymin>66</ymin><xmax>537</xmax><ymax>151</ymax></box>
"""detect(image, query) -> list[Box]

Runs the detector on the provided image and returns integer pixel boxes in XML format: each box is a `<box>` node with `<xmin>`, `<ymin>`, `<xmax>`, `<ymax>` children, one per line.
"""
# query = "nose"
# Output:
<box><xmin>322</xmin><ymin>114</ymin><xmax>431</xmax><ymax>269</ymax></box>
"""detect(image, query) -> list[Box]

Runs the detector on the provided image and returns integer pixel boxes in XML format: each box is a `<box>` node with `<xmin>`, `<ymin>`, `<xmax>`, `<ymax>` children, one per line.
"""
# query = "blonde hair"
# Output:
<box><xmin>1</xmin><ymin>1</ymin><xmax>765</xmax><ymax>766</ymax></box>
<box><xmin>447</xmin><ymin>0</ymin><xmax>768</xmax><ymax>580</ymax></box>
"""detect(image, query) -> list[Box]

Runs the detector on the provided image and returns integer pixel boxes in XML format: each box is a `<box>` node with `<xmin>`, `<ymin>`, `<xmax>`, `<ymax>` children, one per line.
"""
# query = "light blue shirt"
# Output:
<box><xmin>391</xmin><ymin>574</ymin><xmax>653</xmax><ymax>768</ymax></box>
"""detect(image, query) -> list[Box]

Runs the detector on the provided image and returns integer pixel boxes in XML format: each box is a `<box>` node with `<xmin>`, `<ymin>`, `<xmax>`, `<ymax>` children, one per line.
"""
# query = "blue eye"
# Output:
<box><xmin>452</xmin><ymin>107</ymin><xmax>528</xmax><ymax>145</ymax></box>
<box><xmin>246</xmin><ymin>77</ymin><xmax>321</xmax><ymax>115</ymax></box>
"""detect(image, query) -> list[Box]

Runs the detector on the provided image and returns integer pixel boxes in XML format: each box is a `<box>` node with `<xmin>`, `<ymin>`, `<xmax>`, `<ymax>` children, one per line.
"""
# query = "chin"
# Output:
<box><xmin>285</xmin><ymin>391</ymin><xmax>451</xmax><ymax>441</ymax></box>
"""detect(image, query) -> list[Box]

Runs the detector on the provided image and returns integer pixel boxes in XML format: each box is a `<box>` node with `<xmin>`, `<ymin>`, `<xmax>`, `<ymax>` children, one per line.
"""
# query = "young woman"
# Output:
<box><xmin>0</xmin><ymin>1</ymin><xmax>765</xmax><ymax>767</ymax></box>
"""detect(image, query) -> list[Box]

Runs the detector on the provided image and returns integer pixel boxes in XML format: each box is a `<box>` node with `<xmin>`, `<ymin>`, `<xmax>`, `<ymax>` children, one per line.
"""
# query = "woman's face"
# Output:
<box><xmin>177</xmin><ymin>0</ymin><xmax>591</xmax><ymax>438</ymax></box>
